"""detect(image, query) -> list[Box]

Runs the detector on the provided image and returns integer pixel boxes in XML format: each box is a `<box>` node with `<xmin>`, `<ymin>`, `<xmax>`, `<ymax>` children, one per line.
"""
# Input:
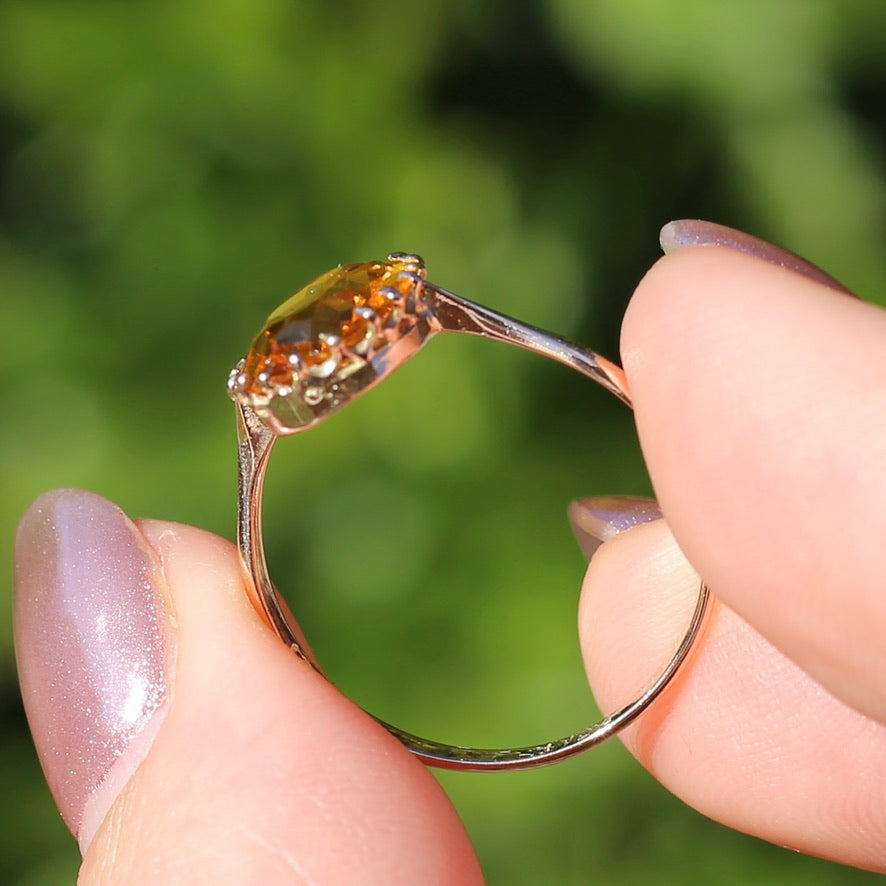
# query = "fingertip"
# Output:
<box><xmin>578</xmin><ymin>520</ymin><xmax>702</xmax><ymax>756</ymax></box>
<box><xmin>657</xmin><ymin>220</ymin><xmax>854</xmax><ymax>294</ymax></box>
<box><xmin>81</xmin><ymin>520</ymin><xmax>482</xmax><ymax>883</ymax></box>
<box><xmin>578</xmin><ymin>519</ymin><xmax>886</xmax><ymax>871</ymax></box>
<box><xmin>620</xmin><ymin>245</ymin><xmax>886</xmax><ymax>721</ymax></box>
<box><xmin>13</xmin><ymin>490</ymin><xmax>174</xmax><ymax>851</ymax></box>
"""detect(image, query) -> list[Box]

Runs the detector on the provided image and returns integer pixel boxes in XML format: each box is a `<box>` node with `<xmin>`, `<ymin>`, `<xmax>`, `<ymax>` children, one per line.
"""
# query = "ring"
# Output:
<box><xmin>227</xmin><ymin>253</ymin><xmax>710</xmax><ymax>771</ymax></box>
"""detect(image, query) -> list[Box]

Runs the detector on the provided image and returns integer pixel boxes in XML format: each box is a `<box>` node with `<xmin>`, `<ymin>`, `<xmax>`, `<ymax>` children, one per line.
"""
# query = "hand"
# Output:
<box><xmin>14</xmin><ymin>224</ymin><xmax>886</xmax><ymax>880</ymax></box>
<box><xmin>573</xmin><ymin>223</ymin><xmax>886</xmax><ymax>872</ymax></box>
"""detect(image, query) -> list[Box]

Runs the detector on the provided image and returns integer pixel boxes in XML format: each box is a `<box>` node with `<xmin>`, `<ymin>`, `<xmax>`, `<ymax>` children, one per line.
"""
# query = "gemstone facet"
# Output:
<box><xmin>229</xmin><ymin>254</ymin><xmax>428</xmax><ymax>432</ymax></box>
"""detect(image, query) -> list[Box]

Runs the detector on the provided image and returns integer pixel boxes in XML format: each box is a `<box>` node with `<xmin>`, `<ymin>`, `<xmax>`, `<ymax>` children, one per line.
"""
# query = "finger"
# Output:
<box><xmin>14</xmin><ymin>489</ymin><xmax>481</xmax><ymax>883</ymax></box>
<box><xmin>622</xmin><ymin>245</ymin><xmax>886</xmax><ymax>720</ymax></box>
<box><xmin>579</xmin><ymin>519</ymin><xmax>886</xmax><ymax>872</ymax></box>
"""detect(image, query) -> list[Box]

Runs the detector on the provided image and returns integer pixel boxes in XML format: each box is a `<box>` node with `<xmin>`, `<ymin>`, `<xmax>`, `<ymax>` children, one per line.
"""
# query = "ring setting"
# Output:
<box><xmin>227</xmin><ymin>254</ymin><xmax>430</xmax><ymax>434</ymax></box>
<box><xmin>229</xmin><ymin>252</ymin><xmax>710</xmax><ymax>771</ymax></box>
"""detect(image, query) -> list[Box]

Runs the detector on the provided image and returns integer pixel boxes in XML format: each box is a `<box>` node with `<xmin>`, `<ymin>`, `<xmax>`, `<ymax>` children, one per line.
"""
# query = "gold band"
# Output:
<box><xmin>231</xmin><ymin>255</ymin><xmax>710</xmax><ymax>771</ymax></box>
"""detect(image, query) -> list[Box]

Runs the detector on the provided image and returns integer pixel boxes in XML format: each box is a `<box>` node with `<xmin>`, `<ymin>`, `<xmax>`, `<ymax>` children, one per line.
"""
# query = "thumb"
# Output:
<box><xmin>15</xmin><ymin>489</ymin><xmax>481</xmax><ymax>883</ymax></box>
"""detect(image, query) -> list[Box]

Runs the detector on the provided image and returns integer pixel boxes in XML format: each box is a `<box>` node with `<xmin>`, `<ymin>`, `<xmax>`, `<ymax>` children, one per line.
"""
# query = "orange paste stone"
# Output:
<box><xmin>241</xmin><ymin>258</ymin><xmax>417</xmax><ymax>396</ymax></box>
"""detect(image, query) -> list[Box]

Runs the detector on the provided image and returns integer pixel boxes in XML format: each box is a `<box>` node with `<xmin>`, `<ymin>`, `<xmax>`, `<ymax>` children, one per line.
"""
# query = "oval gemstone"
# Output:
<box><xmin>229</xmin><ymin>255</ymin><xmax>427</xmax><ymax>431</ymax></box>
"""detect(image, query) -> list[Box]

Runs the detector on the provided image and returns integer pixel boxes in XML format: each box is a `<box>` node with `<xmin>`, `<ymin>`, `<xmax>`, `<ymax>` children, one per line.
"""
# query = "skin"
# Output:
<box><xmin>72</xmin><ymin>246</ymin><xmax>884</xmax><ymax>879</ymax></box>
<box><xmin>583</xmin><ymin>247</ymin><xmax>886</xmax><ymax>871</ymax></box>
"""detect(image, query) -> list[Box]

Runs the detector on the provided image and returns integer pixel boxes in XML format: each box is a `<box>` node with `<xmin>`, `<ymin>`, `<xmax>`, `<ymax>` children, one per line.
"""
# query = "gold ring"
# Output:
<box><xmin>228</xmin><ymin>253</ymin><xmax>709</xmax><ymax>771</ymax></box>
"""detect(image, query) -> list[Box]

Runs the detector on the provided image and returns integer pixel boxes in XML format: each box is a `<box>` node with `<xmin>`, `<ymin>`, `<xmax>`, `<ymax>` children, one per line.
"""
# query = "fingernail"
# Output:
<box><xmin>14</xmin><ymin>489</ymin><xmax>173</xmax><ymax>852</ymax></box>
<box><xmin>568</xmin><ymin>496</ymin><xmax>662</xmax><ymax>560</ymax></box>
<box><xmin>660</xmin><ymin>219</ymin><xmax>853</xmax><ymax>295</ymax></box>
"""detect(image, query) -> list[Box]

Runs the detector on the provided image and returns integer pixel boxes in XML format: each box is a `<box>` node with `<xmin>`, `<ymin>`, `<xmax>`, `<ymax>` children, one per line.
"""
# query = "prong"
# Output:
<box><xmin>373</xmin><ymin>286</ymin><xmax>403</xmax><ymax>333</ymax></box>
<box><xmin>378</xmin><ymin>285</ymin><xmax>404</xmax><ymax>307</ymax></box>
<box><xmin>227</xmin><ymin>361</ymin><xmax>248</xmax><ymax>397</ymax></box>
<box><xmin>387</xmin><ymin>252</ymin><xmax>425</xmax><ymax>273</ymax></box>
<box><xmin>303</xmin><ymin>333</ymin><xmax>342</xmax><ymax>379</ymax></box>
<box><xmin>303</xmin><ymin>385</ymin><xmax>325</xmax><ymax>405</ymax></box>
<box><xmin>403</xmin><ymin>278</ymin><xmax>427</xmax><ymax>314</ymax></box>
<box><xmin>344</xmin><ymin>305</ymin><xmax>379</xmax><ymax>356</ymax></box>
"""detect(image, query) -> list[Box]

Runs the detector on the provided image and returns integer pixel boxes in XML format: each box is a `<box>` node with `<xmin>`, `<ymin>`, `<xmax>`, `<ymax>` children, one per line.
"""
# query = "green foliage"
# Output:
<box><xmin>1</xmin><ymin>0</ymin><xmax>883</xmax><ymax>881</ymax></box>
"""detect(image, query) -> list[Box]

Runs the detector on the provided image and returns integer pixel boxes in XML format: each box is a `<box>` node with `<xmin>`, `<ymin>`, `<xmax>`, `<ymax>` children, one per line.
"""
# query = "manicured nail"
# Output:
<box><xmin>14</xmin><ymin>489</ymin><xmax>173</xmax><ymax>852</ymax></box>
<box><xmin>660</xmin><ymin>220</ymin><xmax>853</xmax><ymax>295</ymax></box>
<box><xmin>568</xmin><ymin>496</ymin><xmax>662</xmax><ymax>560</ymax></box>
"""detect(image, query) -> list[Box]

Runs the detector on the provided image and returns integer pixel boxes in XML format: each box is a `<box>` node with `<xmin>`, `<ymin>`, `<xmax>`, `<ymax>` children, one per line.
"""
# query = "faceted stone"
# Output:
<box><xmin>237</xmin><ymin>257</ymin><xmax>421</xmax><ymax>400</ymax></box>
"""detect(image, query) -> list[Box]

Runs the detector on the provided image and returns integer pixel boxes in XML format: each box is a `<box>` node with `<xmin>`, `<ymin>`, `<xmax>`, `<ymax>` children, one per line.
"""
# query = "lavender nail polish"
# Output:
<box><xmin>660</xmin><ymin>219</ymin><xmax>853</xmax><ymax>295</ymax></box>
<box><xmin>568</xmin><ymin>496</ymin><xmax>662</xmax><ymax>560</ymax></box>
<box><xmin>14</xmin><ymin>489</ymin><xmax>172</xmax><ymax>850</ymax></box>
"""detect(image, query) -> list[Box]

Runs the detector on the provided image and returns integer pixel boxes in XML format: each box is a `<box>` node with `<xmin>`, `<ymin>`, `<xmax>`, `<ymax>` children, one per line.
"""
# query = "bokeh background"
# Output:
<box><xmin>2</xmin><ymin>1</ymin><xmax>884</xmax><ymax>882</ymax></box>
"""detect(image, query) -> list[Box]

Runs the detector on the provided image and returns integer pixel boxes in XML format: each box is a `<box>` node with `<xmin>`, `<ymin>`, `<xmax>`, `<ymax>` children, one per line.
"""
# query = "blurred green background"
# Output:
<box><xmin>2</xmin><ymin>0</ymin><xmax>884</xmax><ymax>882</ymax></box>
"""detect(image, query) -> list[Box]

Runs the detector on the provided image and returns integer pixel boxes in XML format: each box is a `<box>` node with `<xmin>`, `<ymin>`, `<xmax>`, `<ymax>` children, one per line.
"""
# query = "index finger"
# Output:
<box><xmin>624</xmin><ymin>245</ymin><xmax>886</xmax><ymax>720</ymax></box>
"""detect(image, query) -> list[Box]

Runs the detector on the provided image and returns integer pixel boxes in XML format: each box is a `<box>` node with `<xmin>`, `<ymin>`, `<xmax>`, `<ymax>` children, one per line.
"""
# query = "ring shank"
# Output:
<box><xmin>235</xmin><ymin>281</ymin><xmax>710</xmax><ymax>771</ymax></box>
<box><xmin>423</xmin><ymin>283</ymin><xmax>632</xmax><ymax>408</ymax></box>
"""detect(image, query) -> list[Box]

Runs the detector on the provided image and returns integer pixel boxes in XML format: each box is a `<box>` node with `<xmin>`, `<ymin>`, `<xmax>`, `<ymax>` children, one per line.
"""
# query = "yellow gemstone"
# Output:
<box><xmin>237</xmin><ymin>257</ymin><xmax>422</xmax><ymax>402</ymax></box>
